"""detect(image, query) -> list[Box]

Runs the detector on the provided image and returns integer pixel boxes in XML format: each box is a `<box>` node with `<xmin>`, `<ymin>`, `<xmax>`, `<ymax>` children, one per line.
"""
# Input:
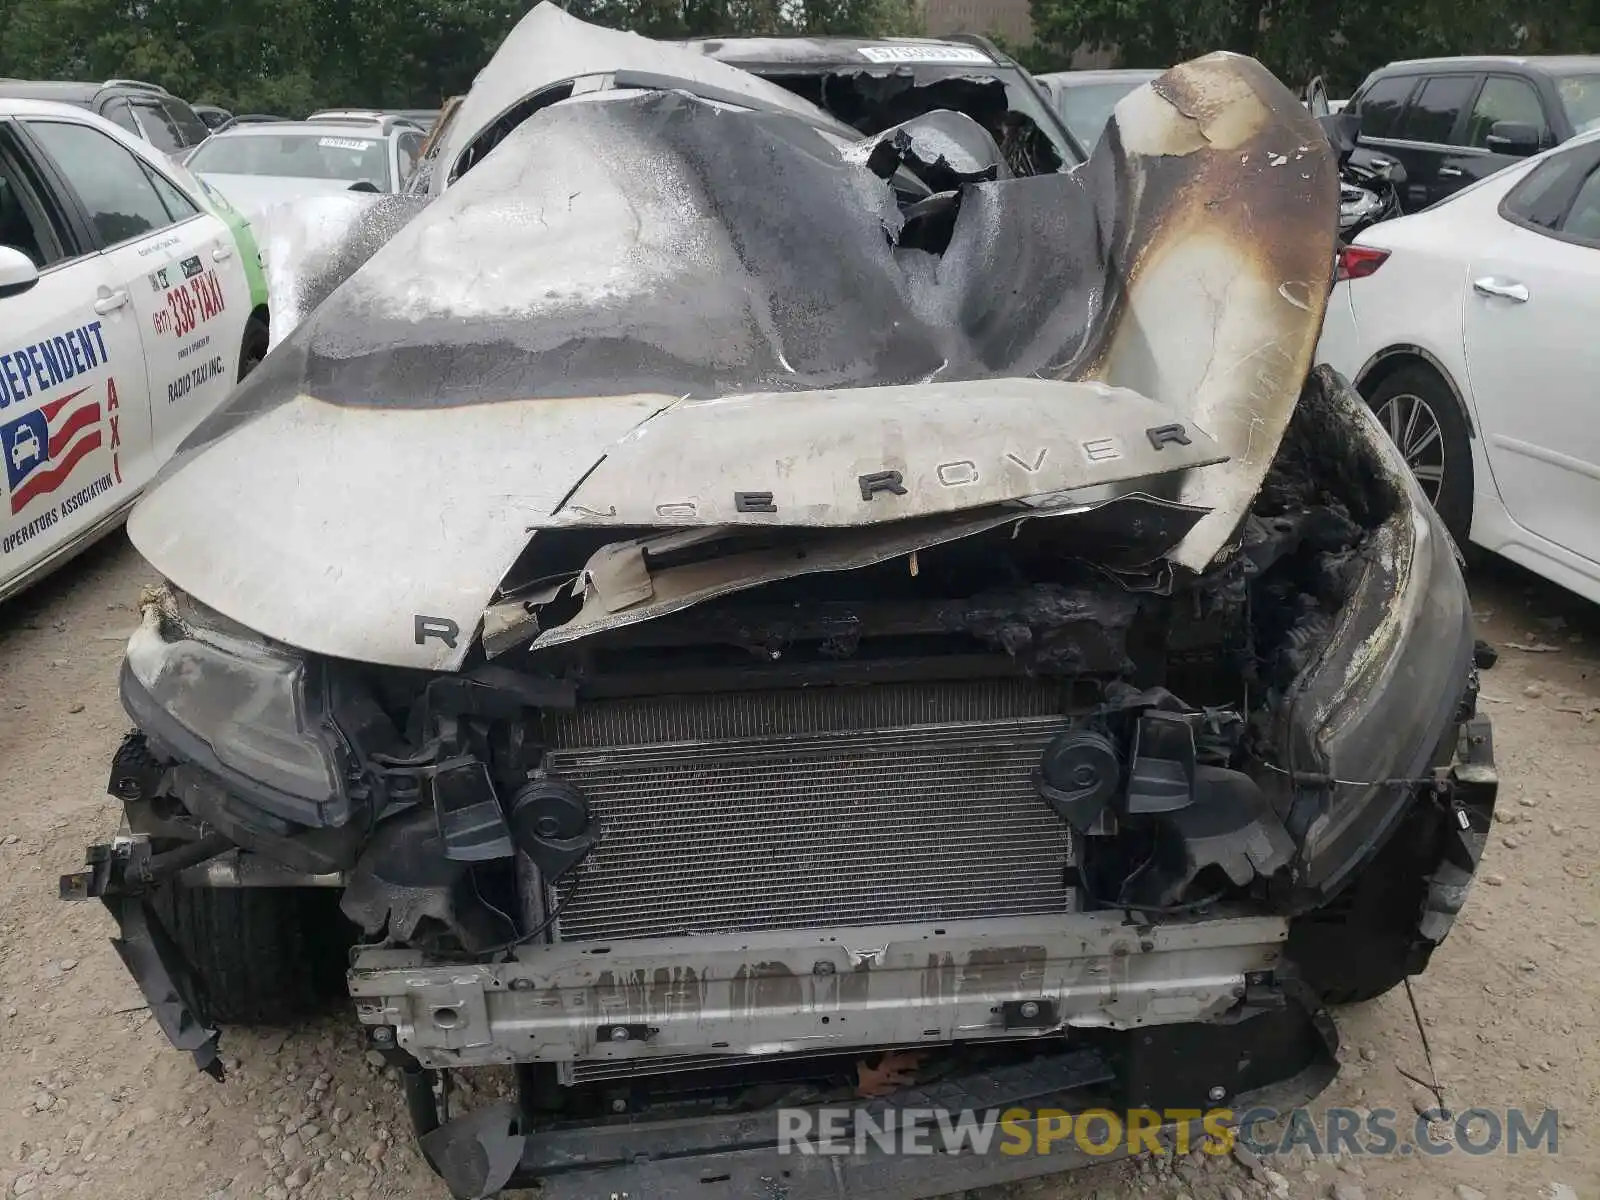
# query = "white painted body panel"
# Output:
<box><xmin>0</xmin><ymin>100</ymin><xmax>253</xmax><ymax>601</ymax></box>
<box><xmin>1316</xmin><ymin>133</ymin><xmax>1600</xmax><ymax>603</ymax></box>
<box><xmin>128</xmin><ymin>393</ymin><xmax>669</xmax><ymax>669</ymax></box>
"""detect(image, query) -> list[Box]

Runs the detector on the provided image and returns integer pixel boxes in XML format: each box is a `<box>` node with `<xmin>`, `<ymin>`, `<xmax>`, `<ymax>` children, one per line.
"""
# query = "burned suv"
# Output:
<box><xmin>682</xmin><ymin>32</ymin><xmax>1081</xmax><ymax>174</ymax></box>
<box><xmin>64</xmin><ymin>6</ymin><xmax>1498</xmax><ymax>1198</ymax></box>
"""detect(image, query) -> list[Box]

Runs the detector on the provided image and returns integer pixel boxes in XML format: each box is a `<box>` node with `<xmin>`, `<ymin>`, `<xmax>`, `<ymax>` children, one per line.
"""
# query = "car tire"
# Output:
<box><xmin>150</xmin><ymin>883</ymin><xmax>351</xmax><ymax>1025</ymax></box>
<box><xmin>238</xmin><ymin>313</ymin><xmax>269</xmax><ymax>381</ymax></box>
<box><xmin>1365</xmin><ymin>364</ymin><xmax>1473</xmax><ymax>548</ymax></box>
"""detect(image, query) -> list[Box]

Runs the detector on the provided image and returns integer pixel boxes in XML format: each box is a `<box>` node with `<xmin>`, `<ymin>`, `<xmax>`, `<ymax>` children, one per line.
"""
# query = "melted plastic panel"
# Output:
<box><xmin>296</xmin><ymin>92</ymin><xmax>949</xmax><ymax>408</ymax></box>
<box><xmin>841</xmin><ymin>109</ymin><xmax>1011</xmax><ymax>189</ymax></box>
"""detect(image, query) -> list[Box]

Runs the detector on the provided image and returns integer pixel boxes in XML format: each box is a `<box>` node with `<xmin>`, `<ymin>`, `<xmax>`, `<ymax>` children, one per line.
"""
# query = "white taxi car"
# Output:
<box><xmin>0</xmin><ymin>99</ymin><xmax>268</xmax><ymax>602</ymax></box>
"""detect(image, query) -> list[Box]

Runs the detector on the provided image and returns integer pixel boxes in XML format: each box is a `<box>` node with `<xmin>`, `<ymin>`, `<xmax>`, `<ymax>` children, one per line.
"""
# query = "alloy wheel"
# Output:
<box><xmin>1375</xmin><ymin>392</ymin><xmax>1445</xmax><ymax>504</ymax></box>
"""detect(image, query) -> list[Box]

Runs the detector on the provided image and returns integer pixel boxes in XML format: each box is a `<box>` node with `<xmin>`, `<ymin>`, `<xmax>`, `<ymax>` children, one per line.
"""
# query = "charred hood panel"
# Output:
<box><xmin>128</xmin><ymin>44</ymin><xmax>1336</xmax><ymax>669</ymax></box>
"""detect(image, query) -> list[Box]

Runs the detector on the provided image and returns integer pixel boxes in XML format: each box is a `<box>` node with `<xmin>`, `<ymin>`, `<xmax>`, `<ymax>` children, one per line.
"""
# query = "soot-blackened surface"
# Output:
<box><xmin>302</xmin><ymin>92</ymin><xmax>950</xmax><ymax>407</ymax></box>
<box><xmin>203</xmin><ymin>90</ymin><xmax>1110</xmax><ymax>415</ymax></box>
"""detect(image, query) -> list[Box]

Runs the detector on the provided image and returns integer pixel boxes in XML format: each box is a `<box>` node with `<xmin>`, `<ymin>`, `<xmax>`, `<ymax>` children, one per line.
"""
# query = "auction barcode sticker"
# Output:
<box><xmin>318</xmin><ymin>137</ymin><xmax>375</xmax><ymax>150</ymax></box>
<box><xmin>857</xmin><ymin>45</ymin><xmax>992</xmax><ymax>64</ymax></box>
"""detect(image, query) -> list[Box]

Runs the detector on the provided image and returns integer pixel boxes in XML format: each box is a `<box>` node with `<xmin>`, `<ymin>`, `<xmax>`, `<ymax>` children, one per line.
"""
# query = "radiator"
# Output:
<box><xmin>540</xmin><ymin>681</ymin><xmax>1076</xmax><ymax>942</ymax></box>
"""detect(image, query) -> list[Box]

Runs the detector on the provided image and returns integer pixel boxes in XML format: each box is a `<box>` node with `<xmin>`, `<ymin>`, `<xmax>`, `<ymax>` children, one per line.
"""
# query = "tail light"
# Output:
<box><xmin>1336</xmin><ymin>245</ymin><xmax>1390</xmax><ymax>282</ymax></box>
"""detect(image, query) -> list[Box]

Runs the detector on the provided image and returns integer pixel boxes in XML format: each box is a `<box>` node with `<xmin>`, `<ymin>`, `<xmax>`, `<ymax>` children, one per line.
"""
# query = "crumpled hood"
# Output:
<box><xmin>128</xmin><ymin>37</ymin><xmax>1337</xmax><ymax>672</ymax></box>
<box><xmin>130</xmin><ymin>379</ymin><xmax>1227</xmax><ymax>669</ymax></box>
<box><xmin>129</xmin><ymin>393</ymin><xmax>668</xmax><ymax>668</ymax></box>
<box><xmin>429</xmin><ymin>3</ymin><xmax>851</xmax><ymax>191</ymax></box>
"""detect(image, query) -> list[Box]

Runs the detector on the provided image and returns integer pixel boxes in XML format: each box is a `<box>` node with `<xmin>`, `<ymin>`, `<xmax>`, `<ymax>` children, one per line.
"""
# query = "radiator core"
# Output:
<box><xmin>540</xmin><ymin>681</ymin><xmax>1077</xmax><ymax>942</ymax></box>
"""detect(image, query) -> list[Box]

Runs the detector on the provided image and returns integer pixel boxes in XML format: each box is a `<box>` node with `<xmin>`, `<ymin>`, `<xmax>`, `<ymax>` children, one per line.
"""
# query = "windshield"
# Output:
<box><xmin>756</xmin><ymin>63</ymin><xmax>1076</xmax><ymax>172</ymax></box>
<box><xmin>1557</xmin><ymin>73</ymin><xmax>1600</xmax><ymax>134</ymax></box>
<box><xmin>1054</xmin><ymin>81</ymin><xmax>1147</xmax><ymax>147</ymax></box>
<box><xmin>188</xmin><ymin>133</ymin><xmax>391</xmax><ymax>188</ymax></box>
<box><xmin>131</xmin><ymin>100</ymin><xmax>211</xmax><ymax>153</ymax></box>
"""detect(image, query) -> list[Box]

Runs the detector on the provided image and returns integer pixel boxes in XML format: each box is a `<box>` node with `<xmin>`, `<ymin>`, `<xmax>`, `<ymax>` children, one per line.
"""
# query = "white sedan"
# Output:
<box><xmin>184</xmin><ymin>120</ymin><xmax>426</xmax><ymax>219</ymax></box>
<box><xmin>1317</xmin><ymin>129</ymin><xmax>1600</xmax><ymax>604</ymax></box>
<box><xmin>0</xmin><ymin>99</ymin><xmax>265</xmax><ymax>602</ymax></box>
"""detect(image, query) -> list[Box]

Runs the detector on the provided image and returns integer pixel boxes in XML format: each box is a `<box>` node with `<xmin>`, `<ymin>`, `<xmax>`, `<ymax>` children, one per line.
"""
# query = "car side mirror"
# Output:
<box><xmin>348</xmin><ymin>180</ymin><xmax>380</xmax><ymax>193</ymax></box>
<box><xmin>1486</xmin><ymin>121</ymin><xmax>1543</xmax><ymax>157</ymax></box>
<box><xmin>0</xmin><ymin>245</ymin><xmax>40</xmax><ymax>299</ymax></box>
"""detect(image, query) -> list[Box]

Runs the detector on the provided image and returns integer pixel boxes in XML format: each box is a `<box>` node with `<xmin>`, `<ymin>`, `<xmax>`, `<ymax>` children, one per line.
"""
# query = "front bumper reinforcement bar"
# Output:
<box><xmin>348</xmin><ymin>911</ymin><xmax>1290</xmax><ymax>1069</ymax></box>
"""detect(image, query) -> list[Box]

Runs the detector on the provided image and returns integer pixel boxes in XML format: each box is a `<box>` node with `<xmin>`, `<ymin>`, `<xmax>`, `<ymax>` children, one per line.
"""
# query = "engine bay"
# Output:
<box><xmin>114</xmin><ymin>368</ymin><xmax>1418</xmax><ymax>964</ymax></box>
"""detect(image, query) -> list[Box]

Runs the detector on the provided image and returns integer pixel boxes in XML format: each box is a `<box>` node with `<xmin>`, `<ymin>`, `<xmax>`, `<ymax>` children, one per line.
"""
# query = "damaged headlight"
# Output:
<box><xmin>122</xmin><ymin>591</ymin><xmax>342</xmax><ymax>808</ymax></box>
<box><xmin>1281</xmin><ymin>379</ymin><xmax>1473</xmax><ymax>899</ymax></box>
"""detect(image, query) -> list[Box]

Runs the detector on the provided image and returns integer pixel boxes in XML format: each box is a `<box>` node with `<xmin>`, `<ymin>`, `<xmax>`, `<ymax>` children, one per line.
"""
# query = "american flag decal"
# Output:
<box><xmin>2</xmin><ymin>386</ymin><xmax>103</xmax><ymax>515</ymax></box>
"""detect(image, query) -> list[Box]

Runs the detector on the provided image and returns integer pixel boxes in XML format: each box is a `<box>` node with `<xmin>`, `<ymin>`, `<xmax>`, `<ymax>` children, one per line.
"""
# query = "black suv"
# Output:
<box><xmin>0</xmin><ymin>78</ymin><xmax>211</xmax><ymax>156</ymax></box>
<box><xmin>1346</xmin><ymin>56</ymin><xmax>1600</xmax><ymax>212</ymax></box>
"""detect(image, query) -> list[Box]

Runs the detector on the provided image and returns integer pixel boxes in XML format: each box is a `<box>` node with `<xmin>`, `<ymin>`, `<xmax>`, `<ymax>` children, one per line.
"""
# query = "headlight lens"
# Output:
<box><xmin>125</xmin><ymin>596</ymin><xmax>340</xmax><ymax>802</ymax></box>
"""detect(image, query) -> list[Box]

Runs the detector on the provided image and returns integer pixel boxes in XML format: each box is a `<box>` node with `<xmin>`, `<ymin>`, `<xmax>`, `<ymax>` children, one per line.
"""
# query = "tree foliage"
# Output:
<box><xmin>0</xmin><ymin>0</ymin><xmax>922</xmax><ymax>115</ymax></box>
<box><xmin>569</xmin><ymin>0</ymin><xmax>921</xmax><ymax>39</ymax></box>
<box><xmin>1026</xmin><ymin>0</ymin><xmax>1599</xmax><ymax>92</ymax></box>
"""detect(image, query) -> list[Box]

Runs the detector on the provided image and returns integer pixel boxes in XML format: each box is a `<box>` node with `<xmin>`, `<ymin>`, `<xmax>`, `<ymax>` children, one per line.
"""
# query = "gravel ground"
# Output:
<box><xmin>0</xmin><ymin>533</ymin><xmax>1595</xmax><ymax>1200</ymax></box>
